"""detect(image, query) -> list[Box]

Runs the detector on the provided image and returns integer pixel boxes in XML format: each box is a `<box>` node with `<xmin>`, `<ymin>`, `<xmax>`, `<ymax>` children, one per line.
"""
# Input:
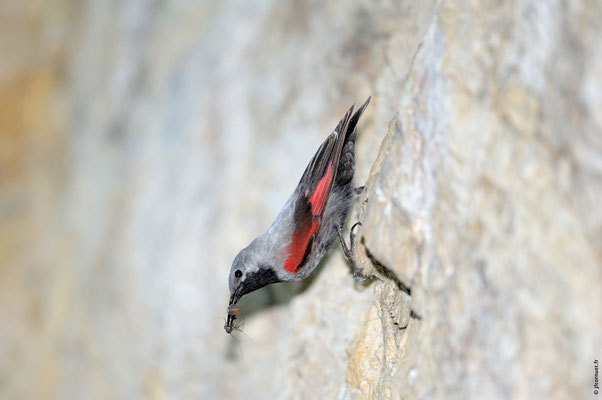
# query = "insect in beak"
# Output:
<box><xmin>224</xmin><ymin>303</ymin><xmax>240</xmax><ymax>334</ymax></box>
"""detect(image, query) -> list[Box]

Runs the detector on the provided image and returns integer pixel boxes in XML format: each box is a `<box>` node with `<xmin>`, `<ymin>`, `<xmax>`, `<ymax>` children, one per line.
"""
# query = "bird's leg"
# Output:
<box><xmin>337</xmin><ymin>222</ymin><xmax>372</xmax><ymax>283</ymax></box>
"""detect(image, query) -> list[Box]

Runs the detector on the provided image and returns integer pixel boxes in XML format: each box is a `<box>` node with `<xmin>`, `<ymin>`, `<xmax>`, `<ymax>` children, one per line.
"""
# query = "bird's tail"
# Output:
<box><xmin>335</xmin><ymin>96</ymin><xmax>370</xmax><ymax>187</ymax></box>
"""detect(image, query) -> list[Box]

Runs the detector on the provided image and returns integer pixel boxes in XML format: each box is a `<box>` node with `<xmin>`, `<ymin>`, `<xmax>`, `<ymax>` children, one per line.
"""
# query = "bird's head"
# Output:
<box><xmin>228</xmin><ymin>239</ymin><xmax>280</xmax><ymax>306</ymax></box>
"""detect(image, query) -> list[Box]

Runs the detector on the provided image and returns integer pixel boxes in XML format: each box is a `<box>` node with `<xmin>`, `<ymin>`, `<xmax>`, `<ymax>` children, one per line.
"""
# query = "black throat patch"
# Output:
<box><xmin>239</xmin><ymin>267</ymin><xmax>280</xmax><ymax>297</ymax></box>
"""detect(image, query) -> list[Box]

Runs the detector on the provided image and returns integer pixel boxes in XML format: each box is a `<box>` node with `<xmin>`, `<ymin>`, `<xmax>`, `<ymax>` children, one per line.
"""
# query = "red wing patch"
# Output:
<box><xmin>284</xmin><ymin>163</ymin><xmax>334</xmax><ymax>273</ymax></box>
<box><xmin>283</xmin><ymin>220</ymin><xmax>319</xmax><ymax>273</ymax></box>
<box><xmin>309</xmin><ymin>163</ymin><xmax>333</xmax><ymax>215</ymax></box>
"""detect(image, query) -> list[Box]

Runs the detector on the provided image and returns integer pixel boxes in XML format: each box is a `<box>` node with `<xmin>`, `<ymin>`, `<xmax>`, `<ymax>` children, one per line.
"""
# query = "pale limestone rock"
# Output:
<box><xmin>350</xmin><ymin>2</ymin><xmax>602</xmax><ymax>399</ymax></box>
<box><xmin>1</xmin><ymin>1</ymin><xmax>601</xmax><ymax>399</ymax></box>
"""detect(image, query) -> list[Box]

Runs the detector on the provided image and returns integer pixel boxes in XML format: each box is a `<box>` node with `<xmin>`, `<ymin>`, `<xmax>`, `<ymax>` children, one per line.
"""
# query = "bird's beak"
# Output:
<box><xmin>225</xmin><ymin>313</ymin><xmax>236</xmax><ymax>333</ymax></box>
<box><xmin>229</xmin><ymin>288</ymin><xmax>241</xmax><ymax>306</ymax></box>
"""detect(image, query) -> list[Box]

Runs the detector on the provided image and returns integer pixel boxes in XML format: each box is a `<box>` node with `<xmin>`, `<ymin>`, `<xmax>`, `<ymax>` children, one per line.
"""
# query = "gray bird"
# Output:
<box><xmin>225</xmin><ymin>97</ymin><xmax>371</xmax><ymax>334</ymax></box>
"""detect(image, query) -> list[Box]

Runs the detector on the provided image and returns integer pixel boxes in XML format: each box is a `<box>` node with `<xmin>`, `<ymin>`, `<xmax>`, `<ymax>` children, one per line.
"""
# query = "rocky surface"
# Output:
<box><xmin>1</xmin><ymin>1</ymin><xmax>601</xmax><ymax>399</ymax></box>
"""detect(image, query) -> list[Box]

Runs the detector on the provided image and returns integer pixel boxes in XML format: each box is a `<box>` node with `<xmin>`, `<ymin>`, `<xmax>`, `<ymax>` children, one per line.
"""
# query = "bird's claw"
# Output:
<box><xmin>353</xmin><ymin>186</ymin><xmax>365</xmax><ymax>195</ymax></box>
<box><xmin>337</xmin><ymin>222</ymin><xmax>372</xmax><ymax>283</ymax></box>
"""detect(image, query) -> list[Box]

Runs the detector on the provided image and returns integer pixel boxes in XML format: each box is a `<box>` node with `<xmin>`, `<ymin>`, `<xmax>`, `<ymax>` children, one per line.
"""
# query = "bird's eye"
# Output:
<box><xmin>234</xmin><ymin>270</ymin><xmax>242</xmax><ymax>279</ymax></box>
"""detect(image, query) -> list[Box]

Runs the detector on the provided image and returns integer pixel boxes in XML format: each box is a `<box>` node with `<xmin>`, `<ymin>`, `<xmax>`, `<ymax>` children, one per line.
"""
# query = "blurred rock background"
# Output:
<box><xmin>1</xmin><ymin>0</ymin><xmax>601</xmax><ymax>399</ymax></box>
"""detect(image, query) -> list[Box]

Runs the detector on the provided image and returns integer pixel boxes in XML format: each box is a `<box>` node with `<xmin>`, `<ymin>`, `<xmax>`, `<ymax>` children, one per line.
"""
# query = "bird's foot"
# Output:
<box><xmin>337</xmin><ymin>222</ymin><xmax>372</xmax><ymax>283</ymax></box>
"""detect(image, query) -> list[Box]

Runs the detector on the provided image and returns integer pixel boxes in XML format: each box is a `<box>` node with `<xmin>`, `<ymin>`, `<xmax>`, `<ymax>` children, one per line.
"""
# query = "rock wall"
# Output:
<box><xmin>1</xmin><ymin>1</ymin><xmax>601</xmax><ymax>399</ymax></box>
